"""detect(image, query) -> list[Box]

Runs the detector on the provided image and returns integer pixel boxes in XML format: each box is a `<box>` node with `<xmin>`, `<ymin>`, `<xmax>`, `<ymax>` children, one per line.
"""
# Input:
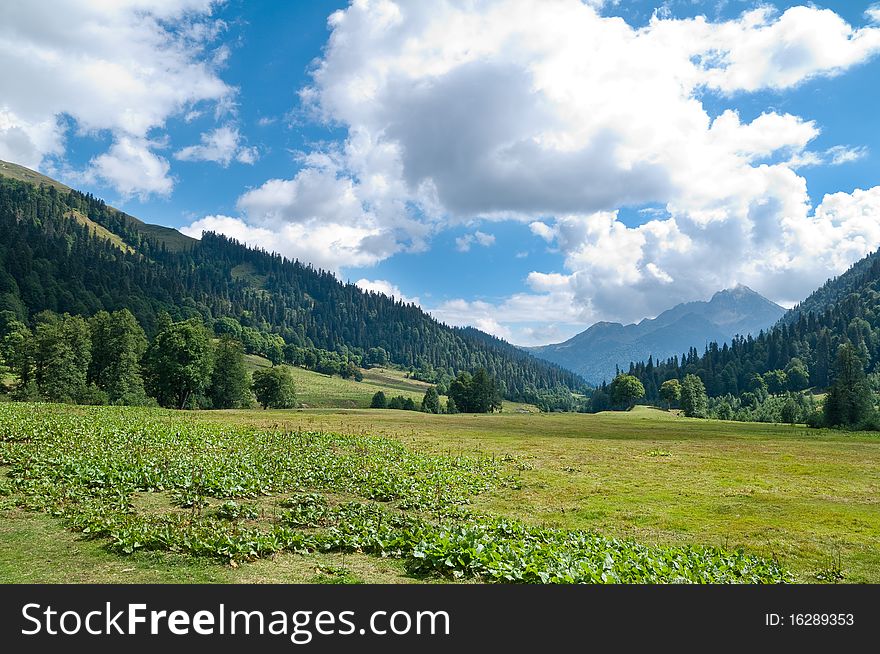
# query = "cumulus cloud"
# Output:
<box><xmin>429</xmin><ymin>291</ymin><xmax>586</xmax><ymax>344</ymax></box>
<box><xmin>354</xmin><ymin>278</ymin><xmax>419</xmax><ymax>305</ymax></box>
<box><xmin>180</xmin><ymin>213</ymin><xmax>389</xmax><ymax>272</ymax></box>
<box><xmin>175</xmin><ymin>125</ymin><xmax>258</xmax><ymax>166</ymax></box>
<box><xmin>0</xmin><ymin>0</ymin><xmax>232</xmax><ymax>195</ymax></box>
<box><xmin>444</xmin><ymin>182</ymin><xmax>880</xmax><ymax>343</ymax></box>
<box><xmin>189</xmin><ymin>0</ymin><xmax>880</xmax><ymax>330</ymax></box>
<box><xmin>81</xmin><ymin>136</ymin><xmax>174</xmax><ymax>199</ymax></box>
<box><xmin>689</xmin><ymin>6</ymin><xmax>880</xmax><ymax>92</ymax></box>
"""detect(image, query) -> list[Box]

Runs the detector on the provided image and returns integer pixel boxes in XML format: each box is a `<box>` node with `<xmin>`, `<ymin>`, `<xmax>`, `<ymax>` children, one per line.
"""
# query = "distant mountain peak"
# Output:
<box><xmin>714</xmin><ymin>283</ymin><xmax>752</xmax><ymax>296</ymax></box>
<box><xmin>711</xmin><ymin>284</ymin><xmax>765</xmax><ymax>300</ymax></box>
<box><xmin>529</xmin><ymin>287</ymin><xmax>785</xmax><ymax>384</ymax></box>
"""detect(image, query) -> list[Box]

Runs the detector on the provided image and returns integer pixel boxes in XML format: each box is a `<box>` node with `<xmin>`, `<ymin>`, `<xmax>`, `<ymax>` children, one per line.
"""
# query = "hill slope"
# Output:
<box><xmin>0</xmin><ymin>159</ymin><xmax>196</xmax><ymax>252</ymax></box>
<box><xmin>530</xmin><ymin>286</ymin><xmax>785</xmax><ymax>384</ymax></box>
<box><xmin>0</xmin><ymin>162</ymin><xmax>584</xmax><ymax>399</ymax></box>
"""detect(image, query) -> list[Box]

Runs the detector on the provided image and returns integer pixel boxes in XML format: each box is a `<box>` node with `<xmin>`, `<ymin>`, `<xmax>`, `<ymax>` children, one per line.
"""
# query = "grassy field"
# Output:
<box><xmin>245</xmin><ymin>357</ymin><xmax>433</xmax><ymax>409</ymax></box>
<box><xmin>244</xmin><ymin>357</ymin><xmax>538</xmax><ymax>413</ymax></box>
<box><xmin>1</xmin><ymin>403</ymin><xmax>877</xmax><ymax>584</ymax></box>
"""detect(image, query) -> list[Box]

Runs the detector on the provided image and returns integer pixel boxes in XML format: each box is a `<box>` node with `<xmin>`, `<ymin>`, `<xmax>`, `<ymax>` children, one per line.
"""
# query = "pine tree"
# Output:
<box><xmin>823</xmin><ymin>343</ymin><xmax>874</xmax><ymax>428</ymax></box>
<box><xmin>445</xmin><ymin>396</ymin><xmax>459</xmax><ymax>414</ymax></box>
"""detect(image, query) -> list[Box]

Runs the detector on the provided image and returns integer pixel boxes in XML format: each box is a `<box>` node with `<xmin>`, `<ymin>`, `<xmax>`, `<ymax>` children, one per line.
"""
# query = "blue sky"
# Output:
<box><xmin>2</xmin><ymin>0</ymin><xmax>880</xmax><ymax>345</ymax></box>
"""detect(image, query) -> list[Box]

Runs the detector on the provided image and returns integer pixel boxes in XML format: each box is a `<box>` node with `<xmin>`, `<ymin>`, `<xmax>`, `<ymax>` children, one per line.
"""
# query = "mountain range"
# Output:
<box><xmin>529</xmin><ymin>286</ymin><xmax>786</xmax><ymax>385</ymax></box>
<box><xmin>627</xmin><ymin>247</ymin><xmax>880</xmax><ymax>401</ymax></box>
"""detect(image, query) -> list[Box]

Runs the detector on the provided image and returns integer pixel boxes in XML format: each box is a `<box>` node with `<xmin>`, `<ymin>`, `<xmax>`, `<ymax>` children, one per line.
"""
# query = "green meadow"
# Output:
<box><xmin>1</xmin><ymin>393</ymin><xmax>877</xmax><ymax>584</ymax></box>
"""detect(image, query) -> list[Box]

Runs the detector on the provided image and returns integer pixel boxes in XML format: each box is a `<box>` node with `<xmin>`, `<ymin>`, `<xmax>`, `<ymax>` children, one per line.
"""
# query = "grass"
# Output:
<box><xmin>0</xmin><ymin>509</ymin><xmax>417</xmax><ymax>584</ymax></box>
<box><xmin>244</xmin><ymin>356</ymin><xmax>538</xmax><ymax>413</ymax></box>
<box><xmin>1</xmin><ymin>403</ymin><xmax>877</xmax><ymax>583</ymax></box>
<box><xmin>0</xmin><ymin>159</ymin><xmax>73</xmax><ymax>193</ymax></box>
<box><xmin>230</xmin><ymin>262</ymin><xmax>267</xmax><ymax>289</ymax></box>
<box><xmin>244</xmin><ymin>357</ymin><xmax>430</xmax><ymax>409</ymax></box>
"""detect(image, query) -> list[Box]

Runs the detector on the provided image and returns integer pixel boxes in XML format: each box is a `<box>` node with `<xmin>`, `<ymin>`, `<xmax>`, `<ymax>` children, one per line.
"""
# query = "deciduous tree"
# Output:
<box><xmin>680</xmin><ymin>374</ymin><xmax>708</xmax><ymax>418</ymax></box>
<box><xmin>252</xmin><ymin>366</ymin><xmax>297</xmax><ymax>409</ymax></box>
<box><xmin>145</xmin><ymin>318</ymin><xmax>213</xmax><ymax>409</ymax></box>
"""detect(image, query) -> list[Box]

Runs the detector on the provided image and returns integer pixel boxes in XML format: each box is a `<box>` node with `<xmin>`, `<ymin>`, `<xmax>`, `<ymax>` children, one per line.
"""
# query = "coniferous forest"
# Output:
<box><xmin>619</xmin><ymin>251</ymin><xmax>880</xmax><ymax>428</ymax></box>
<box><xmin>0</xmin><ymin>176</ymin><xmax>585</xmax><ymax>402</ymax></box>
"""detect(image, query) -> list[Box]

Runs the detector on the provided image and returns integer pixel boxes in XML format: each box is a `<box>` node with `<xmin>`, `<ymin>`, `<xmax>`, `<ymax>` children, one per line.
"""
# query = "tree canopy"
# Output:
<box><xmin>448</xmin><ymin>369</ymin><xmax>502</xmax><ymax>413</ymax></box>
<box><xmin>251</xmin><ymin>366</ymin><xmax>297</xmax><ymax>409</ymax></box>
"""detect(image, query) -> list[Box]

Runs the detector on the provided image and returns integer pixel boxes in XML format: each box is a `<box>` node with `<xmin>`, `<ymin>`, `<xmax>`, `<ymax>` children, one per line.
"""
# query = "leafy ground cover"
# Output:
<box><xmin>0</xmin><ymin>403</ymin><xmax>789</xmax><ymax>583</ymax></box>
<box><xmin>188</xmin><ymin>406</ymin><xmax>880</xmax><ymax>583</ymax></box>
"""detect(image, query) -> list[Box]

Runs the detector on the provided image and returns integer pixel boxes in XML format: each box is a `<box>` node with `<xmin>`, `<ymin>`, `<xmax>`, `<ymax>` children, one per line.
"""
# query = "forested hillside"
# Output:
<box><xmin>0</xmin><ymin>173</ymin><xmax>585</xmax><ymax>400</ymax></box>
<box><xmin>626</xmin><ymin>249</ymin><xmax>880</xmax><ymax>403</ymax></box>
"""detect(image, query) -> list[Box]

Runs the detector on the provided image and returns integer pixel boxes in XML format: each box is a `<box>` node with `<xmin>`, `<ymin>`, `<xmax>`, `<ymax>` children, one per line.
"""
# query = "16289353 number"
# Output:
<box><xmin>790</xmin><ymin>614</ymin><xmax>854</xmax><ymax>626</ymax></box>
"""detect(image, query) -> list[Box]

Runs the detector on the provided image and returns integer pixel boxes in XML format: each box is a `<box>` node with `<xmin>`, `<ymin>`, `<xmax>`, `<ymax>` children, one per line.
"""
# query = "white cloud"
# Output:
<box><xmin>429</xmin><ymin>292</ymin><xmax>586</xmax><ymax>345</ymax></box>
<box><xmin>529</xmin><ymin>221</ymin><xmax>556</xmax><ymax>242</ymax></box>
<box><xmin>0</xmin><ymin>0</ymin><xmax>232</xmax><ymax>195</ymax></box>
<box><xmin>526</xmin><ymin>271</ymin><xmax>570</xmax><ymax>292</ymax></box>
<box><xmin>181</xmin><ymin>213</ymin><xmax>388</xmax><ymax>272</ymax></box>
<box><xmin>828</xmin><ymin>145</ymin><xmax>869</xmax><ymax>165</ymax></box>
<box><xmin>788</xmin><ymin>145</ymin><xmax>868</xmax><ymax>168</ymax></box>
<box><xmin>708</xmin><ymin>110</ymin><xmax>818</xmax><ymax>161</ymax></box>
<box><xmin>175</xmin><ymin>125</ymin><xmax>258</xmax><ymax>166</ymax></box>
<box><xmin>455</xmin><ymin>230</ymin><xmax>495</xmax><ymax>252</ymax></box>
<box><xmin>675</xmin><ymin>6</ymin><xmax>880</xmax><ymax>92</ymax></box>
<box><xmin>454</xmin><ymin>235</ymin><xmax>472</xmax><ymax>252</ymax></box>
<box><xmin>191</xmin><ymin>0</ymin><xmax>880</xmax><ymax>328</ymax></box>
<box><xmin>354</xmin><ymin>278</ymin><xmax>419</xmax><ymax>305</ymax></box>
<box><xmin>474</xmin><ymin>230</ymin><xmax>496</xmax><ymax>247</ymax></box>
<box><xmin>81</xmin><ymin>136</ymin><xmax>174</xmax><ymax>199</ymax></box>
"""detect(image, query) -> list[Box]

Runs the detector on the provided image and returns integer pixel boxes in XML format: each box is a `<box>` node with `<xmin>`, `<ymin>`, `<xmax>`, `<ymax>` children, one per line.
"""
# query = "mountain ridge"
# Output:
<box><xmin>0</xmin><ymin>159</ymin><xmax>196</xmax><ymax>253</ymax></box>
<box><xmin>627</xmin><ymin>247</ymin><xmax>880</xmax><ymax>401</ymax></box>
<box><xmin>0</xmin><ymin>160</ymin><xmax>585</xmax><ymax>400</ymax></box>
<box><xmin>529</xmin><ymin>285</ymin><xmax>785</xmax><ymax>384</ymax></box>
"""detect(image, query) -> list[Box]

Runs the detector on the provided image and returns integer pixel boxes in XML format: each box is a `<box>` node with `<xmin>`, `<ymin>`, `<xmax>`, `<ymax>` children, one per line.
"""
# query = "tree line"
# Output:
<box><xmin>370</xmin><ymin>368</ymin><xmax>502</xmax><ymax>414</ymax></box>
<box><xmin>0</xmin><ymin>309</ymin><xmax>296</xmax><ymax>410</ymax></box>
<box><xmin>1</xmin><ymin>306</ymin><xmax>511</xmax><ymax>415</ymax></box>
<box><xmin>585</xmin><ymin>342</ymin><xmax>877</xmax><ymax>430</ymax></box>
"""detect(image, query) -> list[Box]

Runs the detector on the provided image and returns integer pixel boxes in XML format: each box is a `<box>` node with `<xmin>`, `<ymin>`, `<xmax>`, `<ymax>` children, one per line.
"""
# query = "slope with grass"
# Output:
<box><xmin>0</xmin><ymin>164</ymin><xmax>585</xmax><ymax>399</ymax></box>
<box><xmin>244</xmin><ymin>355</ymin><xmax>431</xmax><ymax>409</ymax></box>
<box><xmin>244</xmin><ymin>355</ymin><xmax>538</xmax><ymax>413</ymax></box>
<box><xmin>0</xmin><ymin>158</ymin><xmax>196</xmax><ymax>253</ymax></box>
